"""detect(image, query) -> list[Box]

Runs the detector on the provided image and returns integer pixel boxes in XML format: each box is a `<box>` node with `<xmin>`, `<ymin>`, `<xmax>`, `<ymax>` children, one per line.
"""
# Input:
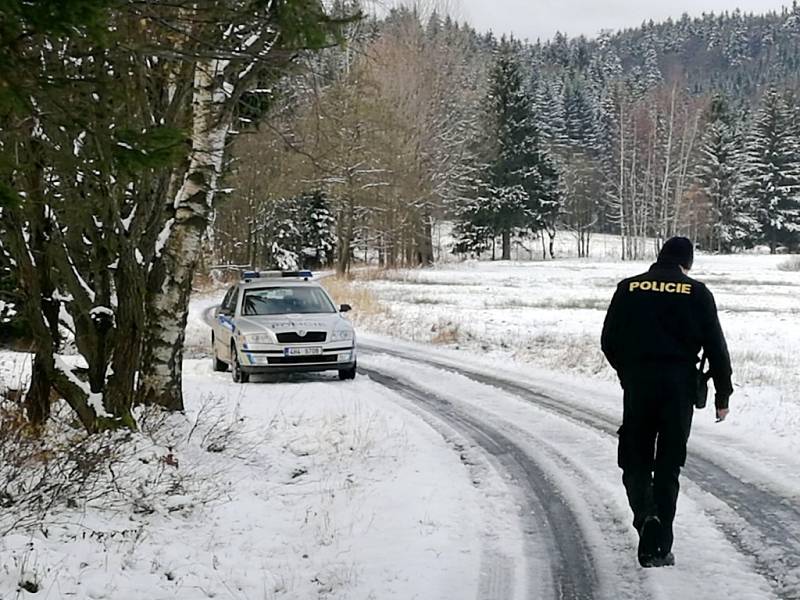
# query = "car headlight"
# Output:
<box><xmin>245</xmin><ymin>332</ymin><xmax>276</xmax><ymax>345</ymax></box>
<box><xmin>330</xmin><ymin>328</ymin><xmax>354</xmax><ymax>342</ymax></box>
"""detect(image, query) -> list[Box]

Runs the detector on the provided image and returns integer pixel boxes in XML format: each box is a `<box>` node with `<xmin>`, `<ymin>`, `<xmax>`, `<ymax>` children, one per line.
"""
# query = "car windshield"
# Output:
<box><xmin>242</xmin><ymin>286</ymin><xmax>336</xmax><ymax>316</ymax></box>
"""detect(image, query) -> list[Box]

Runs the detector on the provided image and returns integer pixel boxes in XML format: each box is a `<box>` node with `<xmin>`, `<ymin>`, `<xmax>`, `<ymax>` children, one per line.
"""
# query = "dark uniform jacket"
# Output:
<box><xmin>601</xmin><ymin>262</ymin><xmax>733</xmax><ymax>409</ymax></box>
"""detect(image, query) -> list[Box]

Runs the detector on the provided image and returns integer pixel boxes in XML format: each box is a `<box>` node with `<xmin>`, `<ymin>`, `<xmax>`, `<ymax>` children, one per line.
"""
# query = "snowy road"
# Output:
<box><xmin>362</xmin><ymin>367</ymin><xmax>600</xmax><ymax>600</ymax></box>
<box><xmin>358</xmin><ymin>341</ymin><xmax>800</xmax><ymax>599</ymax></box>
<box><xmin>198</xmin><ymin>303</ymin><xmax>800</xmax><ymax>600</ymax></box>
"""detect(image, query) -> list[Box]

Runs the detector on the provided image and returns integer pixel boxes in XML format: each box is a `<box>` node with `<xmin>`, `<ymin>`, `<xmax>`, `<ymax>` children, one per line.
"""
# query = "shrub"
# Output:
<box><xmin>777</xmin><ymin>256</ymin><xmax>800</xmax><ymax>272</ymax></box>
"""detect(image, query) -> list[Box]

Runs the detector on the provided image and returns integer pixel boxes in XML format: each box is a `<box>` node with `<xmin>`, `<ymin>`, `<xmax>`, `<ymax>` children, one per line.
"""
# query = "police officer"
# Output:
<box><xmin>601</xmin><ymin>237</ymin><xmax>733</xmax><ymax>568</ymax></box>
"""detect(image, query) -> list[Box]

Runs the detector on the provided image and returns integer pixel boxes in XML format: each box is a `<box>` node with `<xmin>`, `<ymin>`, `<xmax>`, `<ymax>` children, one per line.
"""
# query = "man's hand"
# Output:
<box><xmin>716</xmin><ymin>408</ymin><xmax>730</xmax><ymax>422</ymax></box>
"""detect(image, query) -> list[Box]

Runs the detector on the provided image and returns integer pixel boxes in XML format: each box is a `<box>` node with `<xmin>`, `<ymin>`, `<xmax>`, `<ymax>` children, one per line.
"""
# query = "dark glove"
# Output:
<box><xmin>715</xmin><ymin>393</ymin><xmax>730</xmax><ymax>410</ymax></box>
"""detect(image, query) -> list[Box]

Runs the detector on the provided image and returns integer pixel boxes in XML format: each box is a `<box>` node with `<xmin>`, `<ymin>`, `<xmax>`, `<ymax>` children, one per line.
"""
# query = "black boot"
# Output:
<box><xmin>655</xmin><ymin>552</ymin><xmax>675</xmax><ymax>567</ymax></box>
<box><xmin>638</xmin><ymin>516</ymin><xmax>662</xmax><ymax>568</ymax></box>
<box><xmin>638</xmin><ymin>516</ymin><xmax>676</xmax><ymax>568</ymax></box>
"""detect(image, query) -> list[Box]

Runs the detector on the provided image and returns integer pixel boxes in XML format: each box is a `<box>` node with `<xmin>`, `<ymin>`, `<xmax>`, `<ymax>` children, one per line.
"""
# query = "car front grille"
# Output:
<box><xmin>268</xmin><ymin>355</ymin><xmax>339</xmax><ymax>365</ymax></box>
<box><xmin>276</xmin><ymin>331</ymin><xmax>327</xmax><ymax>343</ymax></box>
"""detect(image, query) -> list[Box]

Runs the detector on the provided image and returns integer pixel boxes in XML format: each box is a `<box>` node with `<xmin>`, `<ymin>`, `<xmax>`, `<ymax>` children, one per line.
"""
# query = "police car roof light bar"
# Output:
<box><xmin>282</xmin><ymin>270</ymin><xmax>313</xmax><ymax>279</ymax></box>
<box><xmin>241</xmin><ymin>270</ymin><xmax>313</xmax><ymax>282</ymax></box>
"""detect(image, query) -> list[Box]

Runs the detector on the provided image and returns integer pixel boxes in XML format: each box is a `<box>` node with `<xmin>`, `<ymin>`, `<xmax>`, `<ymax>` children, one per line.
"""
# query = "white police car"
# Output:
<box><xmin>211</xmin><ymin>271</ymin><xmax>357</xmax><ymax>383</ymax></box>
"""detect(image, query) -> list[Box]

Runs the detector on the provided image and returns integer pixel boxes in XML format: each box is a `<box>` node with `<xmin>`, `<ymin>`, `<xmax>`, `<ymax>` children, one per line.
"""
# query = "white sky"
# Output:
<box><xmin>451</xmin><ymin>0</ymin><xmax>792</xmax><ymax>41</ymax></box>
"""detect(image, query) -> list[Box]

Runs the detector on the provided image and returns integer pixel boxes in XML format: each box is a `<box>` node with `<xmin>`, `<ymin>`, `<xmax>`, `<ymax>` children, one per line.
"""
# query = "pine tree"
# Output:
<box><xmin>739</xmin><ymin>89</ymin><xmax>800</xmax><ymax>252</ymax></box>
<box><xmin>260</xmin><ymin>192</ymin><xmax>337</xmax><ymax>269</ymax></box>
<box><xmin>451</xmin><ymin>183</ymin><xmax>495</xmax><ymax>256</ymax></box>
<box><xmin>534</xmin><ymin>78</ymin><xmax>567</xmax><ymax>146</ymax></box>
<box><xmin>725</xmin><ymin>11</ymin><xmax>750</xmax><ymax>66</ymax></box>
<box><xmin>299</xmin><ymin>191</ymin><xmax>336</xmax><ymax>268</ymax></box>
<box><xmin>639</xmin><ymin>35</ymin><xmax>663</xmax><ymax>93</ymax></box>
<box><xmin>488</xmin><ymin>38</ymin><xmax>562</xmax><ymax>259</ymax></box>
<box><xmin>697</xmin><ymin>94</ymin><xmax>755</xmax><ymax>251</ymax></box>
<box><xmin>563</xmin><ymin>76</ymin><xmax>598</xmax><ymax>149</ymax></box>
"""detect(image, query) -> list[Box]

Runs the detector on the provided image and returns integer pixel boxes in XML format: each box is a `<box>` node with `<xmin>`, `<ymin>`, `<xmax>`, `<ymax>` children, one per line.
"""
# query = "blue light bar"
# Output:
<box><xmin>283</xmin><ymin>270</ymin><xmax>313</xmax><ymax>279</ymax></box>
<box><xmin>241</xmin><ymin>271</ymin><xmax>261</xmax><ymax>280</ymax></box>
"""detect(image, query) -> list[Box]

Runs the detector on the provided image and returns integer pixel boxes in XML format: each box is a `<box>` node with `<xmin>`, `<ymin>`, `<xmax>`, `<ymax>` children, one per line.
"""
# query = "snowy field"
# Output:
<box><xmin>1</xmin><ymin>249</ymin><xmax>799</xmax><ymax>599</ymax></box>
<box><xmin>344</xmin><ymin>252</ymin><xmax>800</xmax><ymax>455</ymax></box>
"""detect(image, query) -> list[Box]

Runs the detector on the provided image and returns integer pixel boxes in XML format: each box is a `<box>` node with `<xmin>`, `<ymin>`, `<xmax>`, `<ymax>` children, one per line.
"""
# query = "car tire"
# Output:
<box><xmin>338</xmin><ymin>362</ymin><xmax>357</xmax><ymax>381</ymax></box>
<box><xmin>212</xmin><ymin>337</ymin><xmax>228</xmax><ymax>372</ymax></box>
<box><xmin>232</xmin><ymin>345</ymin><xmax>250</xmax><ymax>383</ymax></box>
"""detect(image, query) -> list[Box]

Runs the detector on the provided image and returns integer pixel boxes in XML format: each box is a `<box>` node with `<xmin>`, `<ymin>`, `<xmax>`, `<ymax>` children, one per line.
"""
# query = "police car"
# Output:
<box><xmin>211</xmin><ymin>271</ymin><xmax>357</xmax><ymax>383</ymax></box>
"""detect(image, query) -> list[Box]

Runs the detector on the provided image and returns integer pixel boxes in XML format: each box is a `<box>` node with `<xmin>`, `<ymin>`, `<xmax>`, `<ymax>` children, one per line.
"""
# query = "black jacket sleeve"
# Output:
<box><xmin>699</xmin><ymin>286</ymin><xmax>733</xmax><ymax>409</ymax></box>
<box><xmin>601</xmin><ymin>284</ymin><xmax>625</xmax><ymax>375</ymax></box>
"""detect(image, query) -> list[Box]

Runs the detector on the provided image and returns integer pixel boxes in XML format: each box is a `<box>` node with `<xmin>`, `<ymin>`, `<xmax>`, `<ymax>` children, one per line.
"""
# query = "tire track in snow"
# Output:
<box><xmin>199</xmin><ymin>306</ymin><xmax>798</xmax><ymax>595</ymax></box>
<box><xmin>363</xmin><ymin>368</ymin><xmax>602</xmax><ymax>600</ymax></box>
<box><xmin>360</xmin><ymin>342</ymin><xmax>800</xmax><ymax>600</ymax></box>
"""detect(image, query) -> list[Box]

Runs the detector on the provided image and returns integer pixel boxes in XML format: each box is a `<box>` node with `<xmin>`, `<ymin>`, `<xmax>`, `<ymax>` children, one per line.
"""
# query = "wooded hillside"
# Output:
<box><xmin>213</xmin><ymin>3</ymin><xmax>800</xmax><ymax>272</ymax></box>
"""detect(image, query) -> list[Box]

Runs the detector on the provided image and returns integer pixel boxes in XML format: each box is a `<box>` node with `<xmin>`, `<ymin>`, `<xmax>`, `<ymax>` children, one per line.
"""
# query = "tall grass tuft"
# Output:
<box><xmin>322</xmin><ymin>277</ymin><xmax>387</xmax><ymax>324</ymax></box>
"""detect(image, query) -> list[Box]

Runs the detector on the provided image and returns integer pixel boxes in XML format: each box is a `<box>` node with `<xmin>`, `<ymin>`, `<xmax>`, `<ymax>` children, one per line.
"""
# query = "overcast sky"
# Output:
<box><xmin>452</xmin><ymin>0</ymin><xmax>791</xmax><ymax>41</ymax></box>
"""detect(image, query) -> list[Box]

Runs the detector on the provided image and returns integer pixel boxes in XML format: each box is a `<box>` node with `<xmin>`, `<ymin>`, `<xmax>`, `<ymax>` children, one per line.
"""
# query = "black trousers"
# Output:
<box><xmin>617</xmin><ymin>365</ymin><xmax>694</xmax><ymax>553</ymax></box>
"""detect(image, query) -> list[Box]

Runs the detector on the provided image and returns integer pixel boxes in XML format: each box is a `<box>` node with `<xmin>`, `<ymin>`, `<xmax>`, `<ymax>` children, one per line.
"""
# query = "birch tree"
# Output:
<box><xmin>0</xmin><ymin>0</ymin><xmax>353</xmax><ymax>430</ymax></box>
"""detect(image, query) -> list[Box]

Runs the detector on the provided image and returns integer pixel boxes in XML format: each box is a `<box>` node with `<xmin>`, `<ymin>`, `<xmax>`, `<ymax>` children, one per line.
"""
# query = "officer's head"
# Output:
<box><xmin>658</xmin><ymin>237</ymin><xmax>694</xmax><ymax>272</ymax></box>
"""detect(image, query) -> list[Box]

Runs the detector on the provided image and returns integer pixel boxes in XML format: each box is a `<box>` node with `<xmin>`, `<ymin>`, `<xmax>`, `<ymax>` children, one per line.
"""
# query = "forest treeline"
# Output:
<box><xmin>214</xmin><ymin>3</ymin><xmax>800</xmax><ymax>272</ymax></box>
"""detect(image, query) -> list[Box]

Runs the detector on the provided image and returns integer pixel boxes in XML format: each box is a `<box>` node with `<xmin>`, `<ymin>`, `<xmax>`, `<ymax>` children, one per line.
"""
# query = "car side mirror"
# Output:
<box><xmin>339</xmin><ymin>304</ymin><xmax>352</xmax><ymax>313</ymax></box>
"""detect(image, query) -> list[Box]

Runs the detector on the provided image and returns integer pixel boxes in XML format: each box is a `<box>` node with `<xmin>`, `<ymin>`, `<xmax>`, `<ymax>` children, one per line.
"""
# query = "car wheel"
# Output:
<box><xmin>232</xmin><ymin>345</ymin><xmax>250</xmax><ymax>383</ymax></box>
<box><xmin>338</xmin><ymin>361</ymin><xmax>357</xmax><ymax>381</ymax></box>
<box><xmin>212</xmin><ymin>337</ymin><xmax>228</xmax><ymax>372</ymax></box>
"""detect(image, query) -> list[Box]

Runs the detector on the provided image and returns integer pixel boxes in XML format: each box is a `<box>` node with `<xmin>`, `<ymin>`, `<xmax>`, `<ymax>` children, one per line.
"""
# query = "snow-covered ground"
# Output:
<box><xmin>345</xmin><ymin>253</ymin><xmax>800</xmax><ymax>456</ymax></box>
<box><xmin>2</xmin><ymin>251</ymin><xmax>799</xmax><ymax>599</ymax></box>
<box><xmin>0</xmin><ymin>349</ymin><xmax>524</xmax><ymax>598</ymax></box>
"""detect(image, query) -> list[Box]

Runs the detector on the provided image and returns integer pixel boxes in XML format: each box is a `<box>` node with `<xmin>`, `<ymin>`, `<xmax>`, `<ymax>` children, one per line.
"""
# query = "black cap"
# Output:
<box><xmin>658</xmin><ymin>237</ymin><xmax>694</xmax><ymax>270</ymax></box>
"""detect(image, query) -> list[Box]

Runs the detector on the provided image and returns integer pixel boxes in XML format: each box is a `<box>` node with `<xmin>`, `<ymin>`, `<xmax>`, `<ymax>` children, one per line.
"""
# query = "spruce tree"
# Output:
<box><xmin>697</xmin><ymin>94</ymin><xmax>755</xmax><ymax>252</ymax></box>
<box><xmin>487</xmin><ymin>37</ymin><xmax>562</xmax><ymax>259</ymax></box>
<box><xmin>740</xmin><ymin>89</ymin><xmax>800</xmax><ymax>252</ymax></box>
<box><xmin>563</xmin><ymin>76</ymin><xmax>598</xmax><ymax>149</ymax></box>
<box><xmin>260</xmin><ymin>192</ymin><xmax>337</xmax><ymax>269</ymax></box>
<box><xmin>534</xmin><ymin>78</ymin><xmax>567</xmax><ymax>146</ymax></box>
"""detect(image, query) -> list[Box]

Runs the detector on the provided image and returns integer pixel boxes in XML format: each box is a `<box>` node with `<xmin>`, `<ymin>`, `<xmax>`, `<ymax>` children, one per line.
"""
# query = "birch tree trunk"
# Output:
<box><xmin>138</xmin><ymin>59</ymin><xmax>228</xmax><ymax>410</ymax></box>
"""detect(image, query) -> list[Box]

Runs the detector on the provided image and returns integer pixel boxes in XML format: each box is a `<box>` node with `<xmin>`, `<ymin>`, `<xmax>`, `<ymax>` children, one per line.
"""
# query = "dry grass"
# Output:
<box><xmin>321</xmin><ymin>277</ymin><xmax>387</xmax><ymax>324</ymax></box>
<box><xmin>347</xmin><ymin>267</ymin><xmax>397</xmax><ymax>282</ymax></box>
<box><xmin>487</xmin><ymin>296</ymin><xmax>608</xmax><ymax>311</ymax></box>
<box><xmin>430</xmin><ymin>319</ymin><xmax>461</xmax><ymax>345</ymax></box>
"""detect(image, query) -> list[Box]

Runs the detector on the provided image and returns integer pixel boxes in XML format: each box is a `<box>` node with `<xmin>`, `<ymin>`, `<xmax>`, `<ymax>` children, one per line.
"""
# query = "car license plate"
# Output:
<box><xmin>284</xmin><ymin>347</ymin><xmax>323</xmax><ymax>357</ymax></box>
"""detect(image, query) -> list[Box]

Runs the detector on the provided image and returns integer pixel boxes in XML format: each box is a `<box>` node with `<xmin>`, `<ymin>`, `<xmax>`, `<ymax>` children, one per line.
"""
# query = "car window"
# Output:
<box><xmin>242</xmin><ymin>286</ymin><xmax>336</xmax><ymax>316</ymax></box>
<box><xmin>220</xmin><ymin>287</ymin><xmax>233</xmax><ymax>313</ymax></box>
<box><xmin>227</xmin><ymin>288</ymin><xmax>239</xmax><ymax>314</ymax></box>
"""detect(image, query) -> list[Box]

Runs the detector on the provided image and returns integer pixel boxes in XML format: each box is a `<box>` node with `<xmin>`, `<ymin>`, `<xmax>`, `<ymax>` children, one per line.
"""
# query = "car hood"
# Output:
<box><xmin>235</xmin><ymin>313</ymin><xmax>350</xmax><ymax>334</ymax></box>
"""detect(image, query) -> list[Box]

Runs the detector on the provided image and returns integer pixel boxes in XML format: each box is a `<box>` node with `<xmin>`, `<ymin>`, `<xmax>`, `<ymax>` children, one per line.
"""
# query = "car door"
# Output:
<box><xmin>216</xmin><ymin>286</ymin><xmax>238</xmax><ymax>360</ymax></box>
<box><xmin>212</xmin><ymin>287</ymin><xmax>232</xmax><ymax>357</ymax></box>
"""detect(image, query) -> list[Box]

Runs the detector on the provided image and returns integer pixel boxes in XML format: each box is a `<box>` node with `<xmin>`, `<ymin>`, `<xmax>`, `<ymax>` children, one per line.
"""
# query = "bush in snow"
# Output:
<box><xmin>0</xmin><ymin>392</ymin><xmax>246</xmax><ymax>538</ymax></box>
<box><xmin>777</xmin><ymin>256</ymin><xmax>800</xmax><ymax>272</ymax></box>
